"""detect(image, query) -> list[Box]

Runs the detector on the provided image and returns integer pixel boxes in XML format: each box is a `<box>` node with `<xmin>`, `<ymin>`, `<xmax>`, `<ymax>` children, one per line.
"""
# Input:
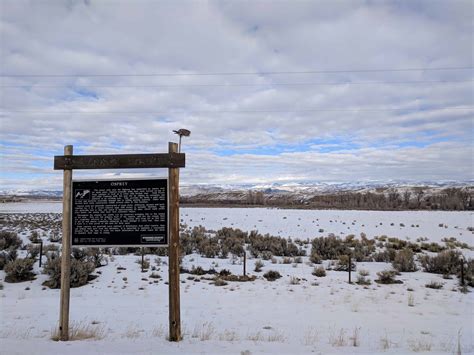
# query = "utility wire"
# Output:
<box><xmin>1</xmin><ymin>79</ymin><xmax>473</xmax><ymax>89</ymax></box>
<box><xmin>1</xmin><ymin>66</ymin><xmax>472</xmax><ymax>77</ymax></box>
<box><xmin>1</xmin><ymin>106</ymin><xmax>472</xmax><ymax>115</ymax></box>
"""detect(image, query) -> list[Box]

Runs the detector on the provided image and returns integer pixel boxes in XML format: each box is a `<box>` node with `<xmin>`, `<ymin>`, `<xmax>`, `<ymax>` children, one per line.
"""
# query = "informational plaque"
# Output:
<box><xmin>71</xmin><ymin>179</ymin><xmax>168</xmax><ymax>246</ymax></box>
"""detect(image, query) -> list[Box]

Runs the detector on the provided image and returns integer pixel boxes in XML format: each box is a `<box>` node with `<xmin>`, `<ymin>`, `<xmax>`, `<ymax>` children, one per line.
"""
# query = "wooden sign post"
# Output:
<box><xmin>54</xmin><ymin>144</ymin><xmax>185</xmax><ymax>341</ymax></box>
<box><xmin>59</xmin><ymin>145</ymin><xmax>73</xmax><ymax>341</ymax></box>
<box><xmin>168</xmin><ymin>142</ymin><xmax>181</xmax><ymax>341</ymax></box>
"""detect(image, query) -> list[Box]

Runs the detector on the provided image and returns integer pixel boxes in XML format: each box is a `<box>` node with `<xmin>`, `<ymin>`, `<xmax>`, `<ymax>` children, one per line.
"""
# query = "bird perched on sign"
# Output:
<box><xmin>173</xmin><ymin>129</ymin><xmax>191</xmax><ymax>137</ymax></box>
<box><xmin>173</xmin><ymin>129</ymin><xmax>191</xmax><ymax>152</ymax></box>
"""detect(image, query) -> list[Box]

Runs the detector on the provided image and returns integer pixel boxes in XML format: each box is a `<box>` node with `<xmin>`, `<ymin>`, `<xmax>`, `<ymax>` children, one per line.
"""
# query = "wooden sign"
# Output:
<box><xmin>54</xmin><ymin>144</ymin><xmax>183</xmax><ymax>342</ymax></box>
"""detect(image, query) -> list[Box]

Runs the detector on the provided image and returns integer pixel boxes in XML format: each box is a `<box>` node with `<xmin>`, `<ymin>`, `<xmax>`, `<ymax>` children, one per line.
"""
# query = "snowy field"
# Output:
<box><xmin>1</xmin><ymin>202</ymin><xmax>473</xmax><ymax>354</ymax></box>
<box><xmin>1</xmin><ymin>201</ymin><xmax>473</xmax><ymax>244</ymax></box>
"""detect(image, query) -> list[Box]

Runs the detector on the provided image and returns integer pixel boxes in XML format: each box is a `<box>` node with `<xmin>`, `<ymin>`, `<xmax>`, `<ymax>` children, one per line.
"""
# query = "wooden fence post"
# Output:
<box><xmin>39</xmin><ymin>240</ymin><xmax>43</xmax><ymax>267</ymax></box>
<box><xmin>243</xmin><ymin>250</ymin><xmax>246</xmax><ymax>277</ymax></box>
<box><xmin>59</xmin><ymin>145</ymin><xmax>73</xmax><ymax>341</ymax></box>
<box><xmin>348</xmin><ymin>254</ymin><xmax>352</xmax><ymax>284</ymax></box>
<box><xmin>168</xmin><ymin>142</ymin><xmax>181</xmax><ymax>341</ymax></box>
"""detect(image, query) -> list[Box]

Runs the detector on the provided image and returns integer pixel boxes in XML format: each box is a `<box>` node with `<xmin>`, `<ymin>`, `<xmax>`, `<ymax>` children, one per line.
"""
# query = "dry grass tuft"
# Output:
<box><xmin>191</xmin><ymin>322</ymin><xmax>215</xmax><ymax>341</ymax></box>
<box><xmin>350</xmin><ymin>327</ymin><xmax>360</xmax><ymax>347</ymax></box>
<box><xmin>123</xmin><ymin>324</ymin><xmax>142</xmax><ymax>339</ymax></box>
<box><xmin>380</xmin><ymin>334</ymin><xmax>395</xmax><ymax>350</ymax></box>
<box><xmin>408</xmin><ymin>338</ymin><xmax>432</xmax><ymax>352</ymax></box>
<box><xmin>218</xmin><ymin>329</ymin><xmax>240</xmax><ymax>341</ymax></box>
<box><xmin>151</xmin><ymin>324</ymin><xmax>165</xmax><ymax>337</ymax></box>
<box><xmin>246</xmin><ymin>331</ymin><xmax>264</xmax><ymax>342</ymax></box>
<box><xmin>51</xmin><ymin>321</ymin><xmax>105</xmax><ymax>341</ymax></box>
<box><xmin>303</xmin><ymin>327</ymin><xmax>319</xmax><ymax>346</ymax></box>
<box><xmin>266</xmin><ymin>330</ymin><xmax>286</xmax><ymax>342</ymax></box>
<box><xmin>329</xmin><ymin>328</ymin><xmax>347</xmax><ymax>347</ymax></box>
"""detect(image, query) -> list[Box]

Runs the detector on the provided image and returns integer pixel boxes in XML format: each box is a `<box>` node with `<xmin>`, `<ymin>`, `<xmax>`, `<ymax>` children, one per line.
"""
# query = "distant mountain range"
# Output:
<box><xmin>2</xmin><ymin>180</ymin><xmax>471</xmax><ymax>200</ymax></box>
<box><xmin>181</xmin><ymin>180</ymin><xmax>474</xmax><ymax>197</ymax></box>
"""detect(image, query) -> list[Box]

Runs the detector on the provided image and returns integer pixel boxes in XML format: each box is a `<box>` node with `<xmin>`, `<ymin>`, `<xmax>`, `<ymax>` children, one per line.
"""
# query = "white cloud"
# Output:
<box><xmin>0</xmin><ymin>0</ymin><xmax>472</xmax><ymax>190</ymax></box>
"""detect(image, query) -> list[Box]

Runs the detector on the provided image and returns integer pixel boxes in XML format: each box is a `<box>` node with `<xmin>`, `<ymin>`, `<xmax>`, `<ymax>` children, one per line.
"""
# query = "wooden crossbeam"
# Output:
<box><xmin>54</xmin><ymin>153</ymin><xmax>185</xmax><ymax>170</ymax></box>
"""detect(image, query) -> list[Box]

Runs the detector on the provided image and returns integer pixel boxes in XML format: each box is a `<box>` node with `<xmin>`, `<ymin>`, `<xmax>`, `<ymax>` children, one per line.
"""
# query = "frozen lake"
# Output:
<box><xmin>1</xmin><ymin>201</ymin><xmax>472</xmax><ymax>244</ymax></box>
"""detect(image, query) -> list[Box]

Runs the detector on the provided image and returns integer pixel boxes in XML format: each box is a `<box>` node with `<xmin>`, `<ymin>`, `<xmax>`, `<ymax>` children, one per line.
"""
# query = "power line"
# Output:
<box><xmin>1</xmin><ymin>79</ymin><xmax>473</xmax><ymax>89</ymax></box>
<box><xmin>1</xmin><ymin>66</ymin><xmax>472</xmax><ymax>77</ymax></box>
<box><xmin>1</xmin><ymin>106</ymin><xmax>472</xmax><ymax>115</ymax></box>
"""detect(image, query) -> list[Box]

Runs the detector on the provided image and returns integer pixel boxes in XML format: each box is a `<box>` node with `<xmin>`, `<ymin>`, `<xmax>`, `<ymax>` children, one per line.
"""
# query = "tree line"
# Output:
<box><xmin>181</xmin><ymin>187</ymin><xmax>473</xmax><ymax>211</ymax></box>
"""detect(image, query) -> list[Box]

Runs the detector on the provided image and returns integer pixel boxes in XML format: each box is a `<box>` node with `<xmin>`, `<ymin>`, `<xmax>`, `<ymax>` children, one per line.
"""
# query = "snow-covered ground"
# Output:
<box><xmin>1</xmin><ymin>202</ymin><xmax>473</xmax><ymax>354</ymax></box>
<box><xmin>1</xmin><ymin>202</ymin><xmax>473</xmax><ymax>243</ymax></box>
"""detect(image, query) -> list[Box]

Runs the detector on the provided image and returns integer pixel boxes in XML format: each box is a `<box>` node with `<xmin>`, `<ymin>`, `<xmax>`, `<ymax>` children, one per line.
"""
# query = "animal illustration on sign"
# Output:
<box><xmin>75</xmin><ymin>189</ymin><xmax>90</xmax><ymax>199</ymax></box>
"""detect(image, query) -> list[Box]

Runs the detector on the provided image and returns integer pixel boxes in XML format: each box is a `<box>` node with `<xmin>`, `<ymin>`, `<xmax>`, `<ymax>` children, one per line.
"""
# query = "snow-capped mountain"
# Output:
<box><xmin>1</xmin><ymin>180</ymin><xmax>472</xmax><ymax>202</ymax></box>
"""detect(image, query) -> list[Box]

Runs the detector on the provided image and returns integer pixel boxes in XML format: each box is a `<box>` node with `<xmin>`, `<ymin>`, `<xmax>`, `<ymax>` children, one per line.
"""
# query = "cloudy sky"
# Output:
<box><xmin>1</xmin><ymin>0</ymin><xmax>472</xmax><ymax>190</ymax></box>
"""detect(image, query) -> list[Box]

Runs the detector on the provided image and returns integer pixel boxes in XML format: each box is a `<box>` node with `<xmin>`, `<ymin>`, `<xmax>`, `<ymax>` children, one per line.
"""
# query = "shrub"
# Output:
<box><xmin>260</xmin><ymin>250</ymin><xmax>272</xmax><ymax>260</ymax></box>
<box><xmin>28</xmin><ymin>230</ymin><xmax>40</xmax><ymax>243</ymax></box>
<box><xmin>263</xmin><ymin>270</ymin><xmax>282</xmax><ymax>281</ymax></box>
<box><xmin>72</xmin><ymin>248</ymin><xmax>107</xmax><ymax>268</ymax></box>
<box><xmin>180</xmin><ymin>265</ymin><xmax>217</xmax><ymax>275</ymax></box>
<box><xmin>419</xmin><ymin>250</ymin><xmax>462</xmax><ymax>275</ymax></box>
<box><xmin>72</xmin><ymin>248</ymin><xmax>88</xmax><ymax>261</ymax></box>
<box><xmin>392</xmin><ymin>248</ymin><xmax>417</xmax><ymax>272</ymax></box>
<box><xmin>49</xmin><ymin>231</ymin><xmax>61</xmax><ymax>243</ymax></box>
<box><xmin>254</xmin><ymin>259</ymin><xmax>264</xmax><ymax>272</ymax></box>
<box><xmin>43</xmin><ymin>244</ymin><xmax>59</xmax><ymax>253</ymax></box>
<box><xmin>289</xmin><ymin>276</ymin><xmax>300</xmax><ymax>285</ymax></box>
<box><xmin>351</xmin><ymin>243</ymin><xmax>376</xmax><ymax>262</ymax></box>
<box><xmin>249</xmin><ymin>232</ymin><xmax>302</xmax><ymax>258</ymax></box>
<box><xmin>464</xmin><ymin>259</ymin><xmax>474</xmax><ymax>287</ymax></box>
<box><xmin>213</xmin><ymin>278</ymin><xmax>228</xmax><ymax>286</ymax></box>
<box><xmin>136</xmin><ymin>258</ymin><xmax>150</xmax><ymax>270</ymax></box>
<box><xmin>375</xmin><ymin>270</ymin><xmax>402</xmax><ymax>284</ymax></box>
<box><xmin>216</xmin><ymin>227</ymin><xmax>247</xmax><ymax>257</ymax></box>
<box><xmin>425</xmin><ymin>281</ymin><xmax>443</xmax><ymax>289</ymax></box>
<box><xmin>334</xmin><ymin>255</ymin><xmax>356</xmax><ymax>272</ymax></box>
<box><xmin>309</xmin><ymin>252</ymin><xmax>322</xmax><ymax>264</ymax></box>
<box><xmin>420</xmin><ymin>242</ymin><xmax>445</xmax><ymax>253</ymax></box>
<box><xmin>26</xmin><ymin>244</ymin><xmax>40</xmax><ymax>260</ymax></box>
<box><xmin>43</xmin><ymin>254</ymin><xmax>95</xmax><ymax>288</ymax></box>
<box><xmin>116</xmin><ymin>247</ymin><xmax>138</xmax><ymax>255</ymax></box>
<box><xmin>311</xmin><ymin>236</ymin><xmax>347</xmax><ymax>260</ymax></box>
<box><xmin>356</xmin><ymin>269</ymin><xmax>371</xmax><ymax>285</ymax></box>
<box><xmin>190</xmin><ymin>265</ymin><xmax>206</xmax><ymax>275</ymax></box>
<box><xmin>0</xmin><ymin>231</ymin><xmax>22</xmax><ymax>251</ymax></box>
<box><xmin>372</xmin><ymin>250</ymin><xmax>390</xmax><ymax>262</ymax></box>
<box><xmin>312</xmin><ymin>266</ymin><xmax>326</xmax><ymax>277</ymax></box>
<box><xmin>386</xmin><ymin>237</ymin><xmax>408</xmax><ymax>250</ymax></box>
<box><xmin>219</xmin><ymin>274</ymin><xmax>256</xmax><ymax>282</ymax></box>
<box><xmin>86</xmin><ymin>248</ymin><xmax>107</xmax><ymax>268</ymax></box>
<box><xmin>70</xmin><ymin>260</ymin><xmax>96</xmax><ymax>287</ymax></box>
<box><xmin>199</xmin><ymin>238</ymin><xmax>220</xmax><ymax>258</ymax></box>
<box><xmin>217</xmin><ymin>269</ymin><xmax>231</xmax><ymax>277</ymax></box>
<box><xmin>4</xmin><ymin>258</ymin><xmax>35</xmax><ymax>283</ymax></box>
<box><xmin>0</xmin><ymin>249</ymin><xmax>17</xmax><ymax>270</ymax></box>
